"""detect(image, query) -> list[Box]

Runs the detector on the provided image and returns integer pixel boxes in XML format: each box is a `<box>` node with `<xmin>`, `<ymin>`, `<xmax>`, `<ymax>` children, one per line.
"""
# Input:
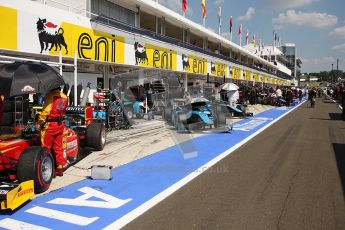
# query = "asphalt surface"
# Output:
<box><xmin>126</xmin><ymin>99</ymin><xmax>345</xmax><ymax>230</ymax></box>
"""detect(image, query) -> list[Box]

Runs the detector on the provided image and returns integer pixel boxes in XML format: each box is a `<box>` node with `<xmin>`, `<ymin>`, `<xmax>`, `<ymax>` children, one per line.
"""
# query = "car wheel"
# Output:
<box><xmin>86</xmin><ymin>122</ymin><xmax>106</xmax><ymax>151</ymax></box>
<box><xmin>138</xmin><ymin>107</ymin><xmax>145</xmax><ymax>119</ymax></box>
<box><xmin>214</xmin><ymin>105</ymin><xmax>226</xmax><ymax>128</ymax></box>
<box><xmin>17</xmin><ymin>147</ymin><xmax>54</xmax><ymax>194</ymax></box>
<box><xmin>124</xmin><ymin>107</ymin><xmax>133</xmax><ymax>120</ymax></box>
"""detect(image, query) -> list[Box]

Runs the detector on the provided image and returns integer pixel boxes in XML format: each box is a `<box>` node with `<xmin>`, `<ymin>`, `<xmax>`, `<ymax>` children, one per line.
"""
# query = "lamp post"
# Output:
<box><xmin>337</xmin><ymin>58</ymin><xmax>339</xmax><ymax>84</ymax></box>
<box><xmin>331</xmin><ymin>63</ymin><xmax>334</xmax><ymax>86</ymax></box>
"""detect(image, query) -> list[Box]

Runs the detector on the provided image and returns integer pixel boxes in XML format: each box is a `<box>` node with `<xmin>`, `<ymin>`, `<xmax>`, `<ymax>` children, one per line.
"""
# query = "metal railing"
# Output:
<box><xmin>91</xmin><ymin>14</ymin><xmax>276</xmax><ymax>75</ymax></box>
<box><xmin>36</xmin><ymin>0</ymin><xmax>87</xmax><ymax>14</ymax></box>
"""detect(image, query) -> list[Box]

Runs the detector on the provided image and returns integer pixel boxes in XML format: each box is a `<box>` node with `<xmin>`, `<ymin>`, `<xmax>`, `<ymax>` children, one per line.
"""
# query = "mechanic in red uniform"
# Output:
<box><xmin>36</xmin><ymin>88</ymin><xmax>68</xmax><ymax>176</ymax></box>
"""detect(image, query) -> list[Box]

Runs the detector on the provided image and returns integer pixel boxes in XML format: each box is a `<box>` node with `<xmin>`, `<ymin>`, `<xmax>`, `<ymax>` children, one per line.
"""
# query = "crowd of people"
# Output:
<box><xmin>235</xmin><ymin>83</ymin><xmax>303</xmax><ymax>107</ymax></box>
<box><xmin>322</xmin><ymin>83</ymin><xmax>345</xmax><ymax>120</ymax></box>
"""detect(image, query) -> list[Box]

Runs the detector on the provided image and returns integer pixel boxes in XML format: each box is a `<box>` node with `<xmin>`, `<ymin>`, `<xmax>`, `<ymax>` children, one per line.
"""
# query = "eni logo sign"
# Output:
<box><xmin>182</xmin><ymin>54</ymin><xmax>207</xmax><ymax>75</ymax></box>
<box><xmin>49</xmin><ymin>22</ymin><xmax>125</xmax><ymax>64</ymax></box>
<box><xmin>211</xmin><ymin>62</ymin><xmax>227</xmax><ymax>77</ymax></box>
<box><xmin>135</xmin><ymin>43</ymin><xmax>177</xmax><ymax>70</ymax></box>
<box><xmin>78</xmin><ymin>33</ymin><xmax>117</xmax><ymax>62</ymax></box>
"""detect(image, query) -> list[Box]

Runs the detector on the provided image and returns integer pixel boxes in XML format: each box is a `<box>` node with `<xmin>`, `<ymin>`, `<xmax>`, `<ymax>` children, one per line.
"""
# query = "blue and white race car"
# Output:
<box><xmin>164</xmin><ymin>98</ymin><xmax>227</xmax><ymax>131</ymax></box>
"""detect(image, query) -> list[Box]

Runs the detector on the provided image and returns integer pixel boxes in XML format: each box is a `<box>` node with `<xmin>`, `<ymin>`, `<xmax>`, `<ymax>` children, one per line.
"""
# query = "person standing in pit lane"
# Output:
<box><xmin>36</xmin><ymin>88</ymin><xmax>68</xmax><ymax>176</ymax></box>
<box><xmin>341</xmin><ymin>86</ymin><xmax>345</xmax><ymax>120</ymax></box>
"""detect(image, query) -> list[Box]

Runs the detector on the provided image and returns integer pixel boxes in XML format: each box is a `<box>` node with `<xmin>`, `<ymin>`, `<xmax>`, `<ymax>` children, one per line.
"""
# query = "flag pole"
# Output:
<box><xmin>230</xmin><ymin>16</ymin><xmax>233</xmax><ymax>42</ymax></box>
<box><xmin>239</xmin><ymin>24</ymin><xmax>242</xmax><ymax>47</ymax></box>
<box><xmin>218</xmin><ymin>6</ymin><xmax>221</xmax><ymax>36</ymax></box>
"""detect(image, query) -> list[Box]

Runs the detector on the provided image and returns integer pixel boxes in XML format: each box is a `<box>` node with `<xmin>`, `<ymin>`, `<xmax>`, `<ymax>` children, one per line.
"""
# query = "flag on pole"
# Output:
<box><xmin>229</xmin><ymin>16</ymin><xmax>233</xmax><ymax>41</ymax></box>
<box><xmin>238</xmin><ymin>24</ymin><xmax>242</xmax><ymax>36</ymax></box>
<box><xmin>182</xmin><ymin>0</ymin><xmax>187</xmax><ymax>13</ymax></box>
<box><xmin>245</xmin><ymin>30</ymin><xmax>249</xmax><ymax>45</ymax></box>
<box><xmin>272</xmin><ymin>30</ymin><xmax>276</xmax><ymax>49</ymax></box>
<box><xmin>202</xmin><ymin>0</ymin><xmax>206</xmax><ymax>18</ymax></box>
<box><xmin>253</xmin><ymin>34</ymin><xmax>256</xmax><ymax>47</ymax></box>
<box><xmin>238</xmin><ymin>24</ymin><xmax>242</xmax><ymax>46</ymax></box>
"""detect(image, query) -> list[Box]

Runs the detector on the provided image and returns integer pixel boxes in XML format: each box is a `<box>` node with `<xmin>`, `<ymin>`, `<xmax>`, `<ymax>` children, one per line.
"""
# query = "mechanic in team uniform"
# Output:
<box><xmin>36</xmin><ymin>88</ymin><xmax>68</xmax><ymax>176</ymax></box>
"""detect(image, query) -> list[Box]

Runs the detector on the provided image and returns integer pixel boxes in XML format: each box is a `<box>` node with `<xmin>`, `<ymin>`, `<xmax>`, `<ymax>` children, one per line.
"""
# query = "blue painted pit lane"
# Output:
<box><xmin>0</xmin><ymin>101</ymin><xmax>304</xmax><ymax>230</ymax></box>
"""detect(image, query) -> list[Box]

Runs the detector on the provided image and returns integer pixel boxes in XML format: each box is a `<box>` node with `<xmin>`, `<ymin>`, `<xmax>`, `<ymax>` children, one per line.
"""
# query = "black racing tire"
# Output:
<box><xmin>214</xmin><ymin>105</ymin><xmax>226</xmax><ymax>128</ymax></box>
<box><xmin>86</xmin><ymin>122</ymin><xmax>106</xmax><ymax>151</ymax></box>
<box><xmin>17</xmin><ymin>147</ymin><xmax>54</xmax><ymax>194</ymax></box>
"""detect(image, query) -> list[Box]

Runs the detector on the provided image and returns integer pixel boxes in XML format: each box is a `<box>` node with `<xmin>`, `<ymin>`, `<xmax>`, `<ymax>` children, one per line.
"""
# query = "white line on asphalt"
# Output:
<box><xmin>0</xmin><ymin>218</ymin><xmax>51</xmax><ymax>230</ymax></box>
<box><xmin>331</xmin><ymin>98</ymin><xmax>343</xmax><ymax>110</ymax></box>
<box><xmin>103</xmin><ymin>101</ymin><xmax>306</xmax><ymax>230</ymax></box>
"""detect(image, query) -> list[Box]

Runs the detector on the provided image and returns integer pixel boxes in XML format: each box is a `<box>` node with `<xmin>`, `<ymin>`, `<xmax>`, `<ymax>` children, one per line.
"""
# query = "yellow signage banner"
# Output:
<box><xmin>262</xmin><ymin>75</ymin><xmax>267</xmax><ymax>83</ymax></box>
<box><xmin>267</xmin><ymin>77</ymin><xmax>272</xmax><ymax>84</ymax></box>
<box><xmin>49</xmin><ymin>22</ymin><xmax>125</xmax><ymax>64</ymax></box>
<box><xmin>211</xmin><ymin>62</ymin><xmax>227</xmax><ymax>77</ymax></box>
<box><xmin>254</xmin><ymin>72</ymin><xmax>260</xmax><ymax>82</ymax></box>
<box><xmin>137</xmin><ymin>44</ymin><xmax>177</xmax><ymax>70</ymax></box>
<box><xmin>182</xmin><ymin>55</ymin><xmax>207</xmax><ymax>75</ymax></box>
<box><xmin>244</xmin><ymin>70</ymin><xmax>251</xmax><ymax>81</ymax></box>
<box><xmin>0</xmin><ymin>6</ymin><xmax>17</xmax><ymax>50</ymax></box>
<box><xmin>232</xmin><ymin>67</ymin><xmax>242</xmax><ymax>79</ymax></box>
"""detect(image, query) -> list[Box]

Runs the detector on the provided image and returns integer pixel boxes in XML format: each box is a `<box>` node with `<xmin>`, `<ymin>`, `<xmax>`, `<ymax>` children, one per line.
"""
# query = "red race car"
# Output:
<box><xmin>0</xmin><ymin>61</ymin><xmax>106</xmax><ymax>210</ymax></box>
<box><xmin>0</xmin><ymin>98</ymin><xmax>106</xmax><ymax>210</ymax></box>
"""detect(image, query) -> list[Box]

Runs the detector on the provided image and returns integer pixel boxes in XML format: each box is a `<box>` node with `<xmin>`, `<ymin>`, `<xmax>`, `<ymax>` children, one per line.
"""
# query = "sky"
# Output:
<box><xmin>157</xmin><ymin>0</ymin><xmax>345</xmax><ymax>74</ymax></box>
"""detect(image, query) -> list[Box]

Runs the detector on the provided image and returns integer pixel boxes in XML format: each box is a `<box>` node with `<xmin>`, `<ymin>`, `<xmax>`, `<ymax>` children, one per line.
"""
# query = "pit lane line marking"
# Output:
<box><xmin>0</xmin><ymin>218</ymin><xmax>50</xmax><ymax>230</ymax></box>
<box><xmin>331</xmin><ymin>98</ymin><xmax>343</xmax><ymax>110</ymax></box>
<box><xmin>104</xmin><ymin>101</ymin><xmax>306</xmax><ymax>229</ymax></box>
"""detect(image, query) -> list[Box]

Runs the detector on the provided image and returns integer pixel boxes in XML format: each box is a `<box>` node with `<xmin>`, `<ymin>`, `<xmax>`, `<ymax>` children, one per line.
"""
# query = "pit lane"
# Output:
<box><xmin>45</xmin><ymin>104</ymin><xmax>274</xmax><ymax>194</ymax></box>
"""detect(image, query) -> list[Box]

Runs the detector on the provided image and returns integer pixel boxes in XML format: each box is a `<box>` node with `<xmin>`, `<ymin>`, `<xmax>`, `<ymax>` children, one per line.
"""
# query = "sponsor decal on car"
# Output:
<box><xmin>17</xmin><ymin>188</ymin><xmax>34</xmax><ymax>198</ymax></box>
<box><xmin>67</xmin><ymin>139</ymin><xmax>78</xmax><ymax>150</ymax></box>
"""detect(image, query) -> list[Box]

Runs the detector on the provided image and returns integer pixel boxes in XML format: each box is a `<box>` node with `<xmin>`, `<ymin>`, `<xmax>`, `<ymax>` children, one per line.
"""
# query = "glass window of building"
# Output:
<box><xmin>91</xmin><ymin>0</ymin><xmax>135</xmax><ymax>26</ymax></box>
